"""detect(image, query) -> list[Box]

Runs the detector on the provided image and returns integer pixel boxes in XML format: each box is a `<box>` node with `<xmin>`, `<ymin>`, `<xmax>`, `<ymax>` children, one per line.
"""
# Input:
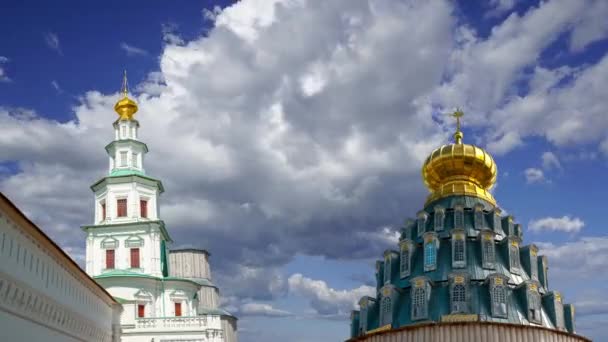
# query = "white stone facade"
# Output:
<box><xmin>0</xmin><ymin>193</ymin><xmax>121</xmax><ymax>342</ymax></box>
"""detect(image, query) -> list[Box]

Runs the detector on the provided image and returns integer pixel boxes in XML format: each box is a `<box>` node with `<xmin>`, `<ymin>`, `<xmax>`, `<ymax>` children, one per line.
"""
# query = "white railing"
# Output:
<box><xmin>135</xmin><ymin>316</ymin><xmax>208</xmax><ymax>330</ymax></box>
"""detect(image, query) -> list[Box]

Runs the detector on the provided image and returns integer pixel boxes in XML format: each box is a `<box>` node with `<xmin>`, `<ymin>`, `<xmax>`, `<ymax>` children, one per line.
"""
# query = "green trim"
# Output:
<box><xmin>94</xmin><ymin>271</ymin><xmax>203</xmax><ymax>287</ymax></box>
<box><xmin>109</xmin><ymin>169</ymin><xmax>146</xmax><ymax>177</ymax></box>
<box><xmin>81</xmin><ymin>220</ymin><xmax>173</xmax><ymax>243</ymax></box>
<box><xmin>113</xmin><ymin>296</ymin><xmax>135</xmax><ymax>304</ymax></box>
<box><xmin>90</xmin><ymin>174</ymin><xmax>165</xmax><ymax>193</ymax></box>
<box><xmin>105</xmin><ymin>139</ymin><xmax>149</xmax><ymax>154</ymax></box>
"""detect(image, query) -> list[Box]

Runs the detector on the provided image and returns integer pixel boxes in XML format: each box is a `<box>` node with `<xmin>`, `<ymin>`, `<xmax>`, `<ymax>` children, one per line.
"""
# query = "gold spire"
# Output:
<box><xmin>114</xmin><ymin>70</ymin><xmax>138</xmax><ymax>120</ymax></box>
<box><xmin>421</xmin><ymin>108</ymin><xmax>498</xmax><ymax>206</ymax></box>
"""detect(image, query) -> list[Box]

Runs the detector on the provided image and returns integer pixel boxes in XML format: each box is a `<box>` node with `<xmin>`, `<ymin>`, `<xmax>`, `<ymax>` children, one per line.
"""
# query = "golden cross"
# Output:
<box><xmin>451</xmin><ymin>109</ymin><xmax>464</xmax><ymax>144</ymax></box>
<box><xmin>452</xmin><ymin>108</ymin><xmax>464</xmax><ymax>132</ymax></box>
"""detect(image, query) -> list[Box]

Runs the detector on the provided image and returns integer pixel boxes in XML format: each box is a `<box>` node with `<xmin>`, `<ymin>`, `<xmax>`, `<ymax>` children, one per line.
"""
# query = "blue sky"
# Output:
<box><xmin>1</xmin><ymin>0</ymin><xmax>608</xmax><ymax>341</ymax></box>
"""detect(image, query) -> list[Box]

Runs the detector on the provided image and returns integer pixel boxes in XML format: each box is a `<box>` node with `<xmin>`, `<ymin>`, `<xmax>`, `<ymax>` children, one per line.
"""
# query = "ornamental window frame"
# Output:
<box><xmin>554</xmin><ymin>293</ymin><xmax>565</xmax><ymax>329</ymax></box>
<box><xmin>504</xmin><ymin>216</ymin><xmax>515</xmax><ymax>236</ymax></box>
<box><xmin>423</xmin><ymin>232</ymin><xmax>438</xmax><ymax>272</ymax></box>
<box><xmin>488</xmin><ymin>274</ymin><xmax>509</xmax><ymax>318</ymax></box>
<box><xmin>119</xmin><ymin>151</ymin><xmax>128</xmax><ymax>167</ymax></box>
<box><xmin>526</xmin><ymin>283</ymin><xmax>542</xmax><ymax>324</ymax></box>
<box><xmin>100</xmin><ymin>236</ymin><xmax>118</xmax><ymax>249</ymax></box>
<box><xmin>358</xmin><ymin>297</ymin><xmax>375</xmax><ymax>335</ymax></box>
<box><xmin>493</xmin><ymin>209</ymin><xmax>502</xmax><ymax>235</ymax></box>
<box><xmin>451</xmin><ymin>229</ymin><xmax>466</xmax><ymax>268</ymax></box>
<box><xmin>454</xmin><ymin>204</ymin><xmax>464</xmax><ymax>229</ymax></box>
<box><xmin>417</xmin><ymin>211</ymin><xmax>428</xmax><ymax>237</ymax></box>
<box><xmin>399</xmin><ymin>240</ymin><xmax>414</xmax><ymax>279</ymax></box>
<box><xmin>410</xmin><ymin>277</ymin><xmax>431</xmax><ymax>321</ymax></box>
<box><xmin>383</xmin><ymin>252</ymin><xmax>392</xmax><ymax>284</ymax></box>
<box><xmin>530</xmin><ymin>245</ymin><xmax>539</xmax><ymax>280</ymax></box>
<box><xmin>379</xmin><ymin>285</ymin><xmax>396</xmax><ymax>327</ymax></box>
<box><xmin>474</xmin><ymin>204</ymin><xmax>485</xmax><ymax>230</ymax></box>
<box><xmin>433</xmin><ymin>206</ymin><xmax>445</xmax><ymax>231</ymax></box>
<box><xmin>480</xmin><ymin>230</ymin><xmax>496</xmax><ymax>270</ymax></box>
<box><xmin>508</xmin><ymin>238</ymin><xmax>521</xmax><ymax>274</ymax></box>
<box><xmin>449</xmin><ymin>273</ymin><xmax>469</xmax><ymax>314</ymax></box>
<box><xmin>134</xmin><ymin>290</ymin><xmax>154</xmax><ymax>319</ymax></box>
<box><xmin>132</xmin><ymin>152</ymin><xmax>139</xmax><ymax>168</ymax></box>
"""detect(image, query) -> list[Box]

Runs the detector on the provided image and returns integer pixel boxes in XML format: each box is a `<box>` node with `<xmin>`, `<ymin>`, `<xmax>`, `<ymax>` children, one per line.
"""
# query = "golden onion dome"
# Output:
<box><xmin>114</xmin><ymin>71</ymin><xmax>138</xmax><ymax>120</ymax></box>
<box><xmin>421</xmin><ymin>110</ymin><xmax>497</xmax><ymax>206</ymax></box>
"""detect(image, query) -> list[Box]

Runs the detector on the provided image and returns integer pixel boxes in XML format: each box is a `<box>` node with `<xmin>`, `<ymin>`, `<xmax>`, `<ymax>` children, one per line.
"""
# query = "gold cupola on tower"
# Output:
<box><xmin>421</xmin><ymin>110</ymin><xmax>497</xmax><ymax>206</ymax></box>
<box><xmin>114</xmin><ymin>71</ymin><xmax>138</xmax><ymax>120</ymax></box>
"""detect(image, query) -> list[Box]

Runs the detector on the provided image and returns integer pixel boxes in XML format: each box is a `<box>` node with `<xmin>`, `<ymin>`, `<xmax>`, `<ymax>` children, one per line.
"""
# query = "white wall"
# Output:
<box><xmin>0</xmin><ymin>201</ymin><xmax>119</xmax><ymax>342</ymax></box>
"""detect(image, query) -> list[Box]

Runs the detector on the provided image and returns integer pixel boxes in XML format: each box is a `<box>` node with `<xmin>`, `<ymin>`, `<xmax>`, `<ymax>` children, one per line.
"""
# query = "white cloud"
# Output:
<box><xmin>239</xmin><ymin>302</ymin><xmax>293</xmax><ymax>317</ymax></box>
<box><xmin>529</xmin><ymin>215</ymin><xmax>584</xmax><ymax>233</ymax></box>
<box><xmin>120</xmin><ymin>42</ymin><xmax>149</xmax><ymax>56</ymax></box>
<box><xmin>486</xmin><ymin>0</ymin><xmax>519</xmax><ymax>17</ymax></box>
<box><xmin>524</xmin><ymin>167</ymin><xmax>545</xmax><ymax>184</ymax></box>
<box><xmin>44</xmin><ymin>32</ymin><xmax>62</xmax><ymax>54</ymax></box>
<box><xmin>541</xmin><ymin>151</ymin><xmax>561</xmax><ymax>170</ymax></box>
<box><xmin>570</xmin><ymin>0</ymin><xmax>608</xmax><ymax>52</ymax></box>
<box><xmin>0</xmin><ymin>56</ymin><xmax>10</xmax><ymax>82</ymax></box>
<box><xmin>288</xmin><ymin>273</ymin><xmax>374</xmax><ymax>317</ymax></box>
<box><xmin>536</xmin><ymin>237</ymin><xmax>608</xmax><ymax>280</ymax></box>
<box><xmin>51</xmin><ymin>80</ymin><xmax>62</xmax><ymax>93</ymax></box>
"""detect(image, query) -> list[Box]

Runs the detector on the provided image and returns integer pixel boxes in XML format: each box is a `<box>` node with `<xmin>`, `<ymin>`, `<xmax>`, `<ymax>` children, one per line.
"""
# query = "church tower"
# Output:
<box><xmin>82</xmin><ymin>73</ymin><xmax>236</xmax><ymax>342</ymax></box>
<box><xmin>84</xmin><ymin>72</ymin><xmax>169</xmax><ymax>279</ymax></box>
<box><xmin>348</xmin><ymin>110</ymin><xmax>588</xmax><ymax>342</ymax></box>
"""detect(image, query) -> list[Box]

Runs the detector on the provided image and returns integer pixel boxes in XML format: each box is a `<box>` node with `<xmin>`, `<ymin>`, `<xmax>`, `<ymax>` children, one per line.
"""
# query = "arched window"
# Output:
<box><xmin>412</xmin><ymin>287</ymin><xmax>428</xmax><ymax>320</ymax></box>
<box><xmin>380</xmin><ymin>296</ymin><xmax>392</xmax><ymax>326</ymax></box>
<box><xmin>434</xmin><ymin>206</ymin><xmax>445</xmax><ymax>231</ymax></box>
<box><xmin>481</xmin><ymin>233</ymin><xmax>496</xmax><ymax>269</ymax></box>
<box><xmin>451</xmin><ymin>284</ymin><xmax>467</xmax><ymax>313</ymax></box>
<box><xmin>490</xmin><ymin>280</ymin><xmax>508</xmax><ymax>318</ymax></box>
<box><xmin>424</xmin><ymin>242</ymin><xmax>436</xmax><ymax>271</ymax></box>
<box><xmin>417</xmin><ymin>212</ymin><xmax>427</xmax><ymax>237</ymax></box>
<box><xmin>400</xmin><ymin>241</ymin><xmax>411</xmax><ymax>278</ymax></box>
<box><xmin>454</xmin><ymin>205</ymin><xmax>464</xmax><ymax>229</ymax></box>
<box><xmin>509</xmin><ymin>241</ymin><xmax>520</xmax><ymax>273</ymax></box>
<box><xmin>452</xmin><ymin>231</ymin><xmax>466</xmax><ymax>268</ymax></box>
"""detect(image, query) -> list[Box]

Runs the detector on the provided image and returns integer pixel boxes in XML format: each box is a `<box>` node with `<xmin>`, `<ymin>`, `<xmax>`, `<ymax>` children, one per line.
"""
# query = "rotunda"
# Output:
<box><xmin>347</xmin><ymin>110</ymin><xmax>589</xmax><ymax>342</ymax></box>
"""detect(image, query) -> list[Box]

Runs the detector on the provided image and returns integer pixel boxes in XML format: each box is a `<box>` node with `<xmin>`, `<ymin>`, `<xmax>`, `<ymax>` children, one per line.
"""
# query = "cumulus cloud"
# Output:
<box><xmin>529</xmin><ymin>215</ymin><xmax>584</xmax><ymax>233</ymax></box>
<box><xmin>120</xmin><ymin>42</ymin><xmax>149</xmax><ymax>56</ymax></box>
<box><xmin>524</xmin><ymin>167</ymin><xmax>545</xmax><ymax>183</ymax></box>
<box><xmin>288</xmin><ymin>273</ymin><xmax>374</xmax><ymax>318</ymax></box>
<box><xmin>44</xmin><ymin>32</ymin><xmax>62</xmax><ymax>54</ymax></box>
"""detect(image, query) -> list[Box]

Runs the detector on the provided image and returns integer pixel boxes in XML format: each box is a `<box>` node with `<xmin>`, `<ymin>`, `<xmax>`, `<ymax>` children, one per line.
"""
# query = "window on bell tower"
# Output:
<box><xmin>449</xmin><ymin>274</ymin><xmax>469</xmax><ymax>314</ymax></box>
<box><xmin>489</xmin><ymin>275</ymin><xmax>508</xmax><ymax>318</ymax></box>
<box><xmin>451</xmin><ymin>230</ymin><xmax>466</xmax><ymax>268</ymax></box>
<box><xmin>132</xmin><ymin>152</ymin><xmax>138</xmax><ymax>168</ymax></box>
<box><xmin>434</xmin><ymin>206</ymin><xmax>444</xmax><ymax>231</ymax></box>
<box><xmin>117</xmin><ymin>198</ymin><xmax>128</xmax><ymax>217</ymax></box>
<box><xmin>417</xmin><ymin>211</ymin><xmax>427</xmax><ymax>237</ymax></box>
<box><xmin>410</xmin><ymin>277</ymin><xmax>430</xmax><ymax>321</ymax></box>
<box><xmin>474</xmin><ymin>204</ymin><xmax>484</xmax><ymax>229</ymax></box>
<box><xmin>423</xmin><ymin>233</ymin><xmax>438</xmax><ymax>272</ymax></box>
<box><xmin>400</xmin><ymin>240</ymin><xmax>412</xmax><ymax>278</ymax></box>
<box><xmin>481</xmin><ymin>231</ymin><xmax>496</xmax><ymax>269</ymax></box>
<box><xmin>454</xmin><ymin>205</ymin><xmax>464</xmax><ymax>229</ymax></box>
<box><xmin>509</xmin><ymin>240</ymin><xmax>520</xmax><ymax>273</ymax></box>
<box><xmin>120</xmin><ymin>151</ymin><xmax>128</xmax><ymax>167</ymax></box>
